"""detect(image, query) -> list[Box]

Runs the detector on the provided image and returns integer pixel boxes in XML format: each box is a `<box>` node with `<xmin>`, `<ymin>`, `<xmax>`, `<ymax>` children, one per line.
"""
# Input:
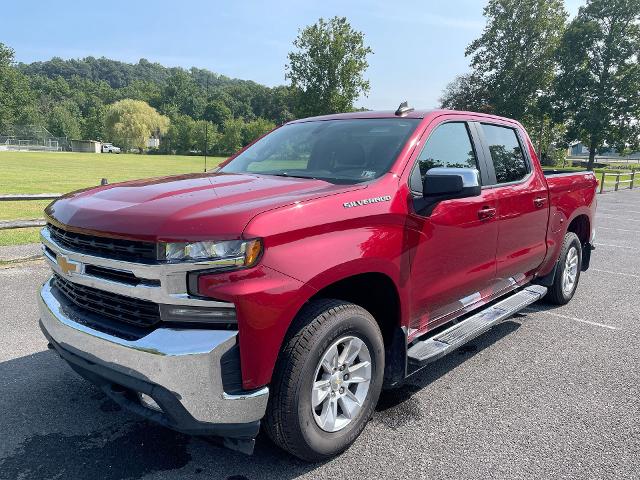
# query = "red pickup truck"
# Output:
<box><xmin>38</xmin><ymin>107</ymin><xmax>597</xmax><ymax>461</ymax></box>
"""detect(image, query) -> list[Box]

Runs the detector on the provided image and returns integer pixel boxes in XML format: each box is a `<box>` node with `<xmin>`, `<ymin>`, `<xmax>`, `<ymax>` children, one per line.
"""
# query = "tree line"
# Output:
<box><xmin>0</xmin><ymin>46</ymin><xmax>297</xmax><ymax>154</ymax></box>
<box><xmin>0</xmin><ymin>15</ymin><xmax>372</xmax><ymax>156</ymax></box>
<box><xmin>441</xmin><ymin>0</ymin><xmax>640</xmax><ymax>169</ymax></box>
<box><xmin>1</xmin><ymin>1</ymin><xmax>638</xmax><ymax>167</ymax></box>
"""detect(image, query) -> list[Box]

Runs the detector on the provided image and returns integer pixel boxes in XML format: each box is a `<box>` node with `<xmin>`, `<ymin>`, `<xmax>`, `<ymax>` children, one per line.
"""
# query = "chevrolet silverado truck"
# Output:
<box><xmin>38</xmin><ymin>107</ymin><xmax>597</xmax><ymax>461</ymax></box>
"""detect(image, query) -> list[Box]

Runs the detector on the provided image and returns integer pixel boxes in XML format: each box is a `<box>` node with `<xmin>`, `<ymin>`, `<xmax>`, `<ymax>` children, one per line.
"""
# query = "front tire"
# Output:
<box><xmin>264</xmin><ymin>299</ymin><xmax>384</xmax><ymax>462</ymax></box>
<box><xmin>545</xmin><ymin>232</ymin><xmax>582</xmax><ymax>305</ymax></box>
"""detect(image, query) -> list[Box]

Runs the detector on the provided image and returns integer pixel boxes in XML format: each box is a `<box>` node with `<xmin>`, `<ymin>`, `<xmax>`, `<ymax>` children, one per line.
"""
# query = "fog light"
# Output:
<box><xmin>139</xmin><ymin>393</ymin><xmax>162</xmax><ymax>412</ymax></box>
<box><xmin>159</xmin><ymin>304</ymin><xmax>237</xmax><ymax>324</ymax></box>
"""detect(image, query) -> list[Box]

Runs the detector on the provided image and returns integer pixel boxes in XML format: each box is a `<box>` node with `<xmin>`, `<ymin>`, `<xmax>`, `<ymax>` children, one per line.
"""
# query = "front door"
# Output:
<box><xmin>407</xmin><ymin>119</ymin><xmax>499</xmax><ymax>335</ymax></box>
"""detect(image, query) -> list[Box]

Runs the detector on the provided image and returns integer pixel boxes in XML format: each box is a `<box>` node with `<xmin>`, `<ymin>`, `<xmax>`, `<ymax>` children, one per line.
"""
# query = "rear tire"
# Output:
<box><xmin>545</xmin><ymin>232</ymin><xmax>582</xmax><ymax>305</ymax></box>
<box><xmin>264</xmin><ymin>299</ymin><xmax>384</xmax><ymax>462</ymax></box>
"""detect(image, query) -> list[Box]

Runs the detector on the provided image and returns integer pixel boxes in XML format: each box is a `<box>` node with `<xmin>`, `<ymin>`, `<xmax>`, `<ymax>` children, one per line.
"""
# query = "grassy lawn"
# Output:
<box><xmin>0</xmin><ymin>200</ymin><xmax>51</xmax><ymax>221</ymax></box>
<box><xmin>0</xmin><ymin>151</ymin><xmax>636</xmax><ymax>247</ymax></box>
<box><xmin>0</xmin><ymin>151</ymin><xmax>225</xmax><ymax>246</ymax></box>
<box><xmin>0</xmin><ymin>227</ymin><xmax>41</xmax><ymax>246</ymax></box>
<box><xmin>0</xmin><ymin>151</ymin><xmax>224</xmax><ymax>194</ymax></box>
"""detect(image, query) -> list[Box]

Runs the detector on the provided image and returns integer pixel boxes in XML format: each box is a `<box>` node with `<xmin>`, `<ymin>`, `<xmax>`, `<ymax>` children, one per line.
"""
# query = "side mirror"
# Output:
<box><xmin>415</xmin><ymin>167</ymin><xmax>481</xmax><ymax>215</ymax></box>
<box><xmin>423</xmin><ymin>167</ymin><xmax>481</xmax><ymax>199</ymax></box>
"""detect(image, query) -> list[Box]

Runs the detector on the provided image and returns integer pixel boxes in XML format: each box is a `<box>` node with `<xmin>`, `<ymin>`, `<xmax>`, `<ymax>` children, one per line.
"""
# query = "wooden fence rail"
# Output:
<box><xmin>0</xmin><ymin>194</ymin><xmax>61</xmax><ymax>230</ymax></box>
<box><xmin>0</xmin><ymin>173</ymin><xmax>637</xmax><ymax>231</ymax></box>
<box><xmin>0</xmin><ymin>219</ymin><xmax>47</xmax><ymax>230</ymax></box>
<box><xmin>599</xmin><ymin>171</ymin><xmax>636</xmax><ymax>194</ymax></box>
<box><xmin>0</xmin><ymin>194</ymin><xmax>62</xmax><ymax>201</ymax></box>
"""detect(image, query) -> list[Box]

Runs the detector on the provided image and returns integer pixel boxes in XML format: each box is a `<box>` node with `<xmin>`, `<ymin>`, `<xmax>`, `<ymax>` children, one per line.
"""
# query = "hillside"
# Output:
<box><xmin>1</xmin><ymin>43</ymin><xmax>294</xmax><ymax>155</ymax></box>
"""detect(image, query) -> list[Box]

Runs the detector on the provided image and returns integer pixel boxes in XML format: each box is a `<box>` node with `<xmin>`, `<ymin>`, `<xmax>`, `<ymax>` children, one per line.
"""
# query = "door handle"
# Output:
<box><xmin>478</xmin><ymin>206</ymin><xmax>496</xmax><ymax>220</ymax></box>
<box><xmin>534</xmin><ymin>197</ymin><xmax>547</xmax><ymax>208</ymax></box>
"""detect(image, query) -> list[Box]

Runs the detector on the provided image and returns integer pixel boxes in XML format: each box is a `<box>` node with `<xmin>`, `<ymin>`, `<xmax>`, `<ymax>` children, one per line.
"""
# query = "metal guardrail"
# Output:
<box><xmin>599</xmin><ymin>171</ymin><xmax>636</xmax><ymax>194</ymax></box>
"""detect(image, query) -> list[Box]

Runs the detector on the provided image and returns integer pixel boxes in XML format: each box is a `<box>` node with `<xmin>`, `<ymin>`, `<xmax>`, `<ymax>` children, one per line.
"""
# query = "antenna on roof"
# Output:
<box><xmin>395</xmin><ymin>101</ymin><xmax>414</xmax><ymax>116</ymax></box>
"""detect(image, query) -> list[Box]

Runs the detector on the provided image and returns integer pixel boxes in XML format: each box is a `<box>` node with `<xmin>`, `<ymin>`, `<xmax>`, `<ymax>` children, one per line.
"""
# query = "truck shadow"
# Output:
<box><xmin>0</xmin><ymin>351</ymin><xmax>316</xmax><ymax>480</ymax></box>
<box><xmin>0</xmin><ymin>319</ymin><xmax>523</xmax><ymax>480</ymax></box>
<box><xmin>373</xmin><ymin>320</ymin><xmax>522</xmax><ymax>429</ymax></box>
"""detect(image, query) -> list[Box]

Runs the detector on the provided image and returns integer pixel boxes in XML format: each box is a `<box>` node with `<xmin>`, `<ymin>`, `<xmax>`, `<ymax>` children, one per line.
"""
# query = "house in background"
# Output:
<box><xmin>568</xmin><ymin>141</ymin><xmax>640</xmax><ymax>160</ymax></box>
<box><xmin>569</xmin><ymin>141</ymin><xmax>619</xmax><ymax>157</ymax></box>
<box><xmin>569</xmin><ymin>141</ymin><xmax>590</xmax><ymax>156</ymax></box>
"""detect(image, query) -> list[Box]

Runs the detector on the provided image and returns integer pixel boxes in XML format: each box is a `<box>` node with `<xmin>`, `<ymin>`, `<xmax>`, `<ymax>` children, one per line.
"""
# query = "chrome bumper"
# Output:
<box><xmin>39</xmin><ymin>277</ymin><xmax>269</xmax><ymax>426</ymax></box>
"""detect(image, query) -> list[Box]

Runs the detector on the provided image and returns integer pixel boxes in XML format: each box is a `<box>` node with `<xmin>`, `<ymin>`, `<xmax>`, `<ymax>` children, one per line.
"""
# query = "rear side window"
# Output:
<box><xmin>481</xmin><ymin>124</ymin><xmax>529</xmax><ymax>184</ymax></box>
<box><xmin>410</xmin><ymin>122</ymin><xmax>478</xmax><ymax>191</ymax></box>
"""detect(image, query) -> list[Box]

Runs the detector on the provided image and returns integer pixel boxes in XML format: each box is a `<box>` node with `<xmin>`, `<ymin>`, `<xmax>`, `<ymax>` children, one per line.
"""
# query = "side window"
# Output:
<box><xmin>410</xmin><ymin>122</ymin><xmax>478</xmax><ymax>192</ymax></box>
<box><xmin>480</xmin><ymin>124</ymin><xmax>529</xmax><ymax>184</ymax></box>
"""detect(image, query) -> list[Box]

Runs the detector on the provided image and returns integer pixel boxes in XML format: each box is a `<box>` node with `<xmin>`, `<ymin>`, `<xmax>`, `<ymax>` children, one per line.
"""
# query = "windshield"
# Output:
<box><xmin>220</xmin><ymin>118</ymin><xmax>421</xmax><ymax>184</ymax></box>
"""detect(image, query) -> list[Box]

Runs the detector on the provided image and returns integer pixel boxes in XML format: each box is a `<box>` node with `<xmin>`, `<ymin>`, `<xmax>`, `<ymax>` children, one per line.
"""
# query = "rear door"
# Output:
<box><xmin>407</xmin><ymin>118</ymin><xmax>500</xmax><ymax>333</ymax></box>
<box><xmin>475</xmin><ymin>122</ymin><xmax>548</xmax><ymax>286</ymax></box>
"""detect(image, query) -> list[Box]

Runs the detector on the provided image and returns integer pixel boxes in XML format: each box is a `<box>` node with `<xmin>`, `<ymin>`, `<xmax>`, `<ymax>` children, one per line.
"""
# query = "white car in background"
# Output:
<box><xmin>102</xmin><ymin>143</ymin><xmax>121</xmax><ymax>153</ymax></box>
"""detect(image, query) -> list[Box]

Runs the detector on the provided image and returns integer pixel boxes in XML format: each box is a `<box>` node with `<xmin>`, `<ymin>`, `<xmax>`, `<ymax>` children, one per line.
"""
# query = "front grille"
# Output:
<box><xmin>47</xmin><ymin>223</ymin><xmax>157</xmax><ymax>263</ymax></box>
<box><xmin>53</xmin><ymin>274</ymin><xmax>161</xmax><ymax>328</ymax></box>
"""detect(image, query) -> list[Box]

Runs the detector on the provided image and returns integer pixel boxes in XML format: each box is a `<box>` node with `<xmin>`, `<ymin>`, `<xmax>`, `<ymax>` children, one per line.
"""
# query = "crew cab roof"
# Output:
<box><xmin>287</xmin><ymin>109</ymin><xmax>521</xmax><ymax>125</ymax></box>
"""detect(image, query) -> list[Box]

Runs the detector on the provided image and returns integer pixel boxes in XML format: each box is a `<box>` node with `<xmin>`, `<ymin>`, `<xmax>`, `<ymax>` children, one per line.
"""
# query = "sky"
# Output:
<box><xmin>4</xmin><ymin>0</ymin><xmax>585</xmax><ymax>110</ymax></box>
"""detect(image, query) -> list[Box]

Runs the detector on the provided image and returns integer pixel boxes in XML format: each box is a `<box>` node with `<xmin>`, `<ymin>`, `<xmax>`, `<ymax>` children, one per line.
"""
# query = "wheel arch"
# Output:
<box><xmin>566</xmin><ymin>213</ymin><xmax>592</xmax><ymax>271</ymax></box>
<box><xmin>304</xmin><ymin>270</ymin><xmax>407</xmax><ymax>387</ymax></box>
<box><xmin>567</xmin><ymin>213</ymin><xmax>591</xmax><ymax>245</ymax></box>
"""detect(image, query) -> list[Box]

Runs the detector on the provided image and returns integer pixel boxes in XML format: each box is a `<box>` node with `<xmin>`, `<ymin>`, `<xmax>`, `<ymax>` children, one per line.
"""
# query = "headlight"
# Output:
<box><xmin>159</xmin><ymin>238</ymin><xmax>262</xmax><ymax>268</ymax></box>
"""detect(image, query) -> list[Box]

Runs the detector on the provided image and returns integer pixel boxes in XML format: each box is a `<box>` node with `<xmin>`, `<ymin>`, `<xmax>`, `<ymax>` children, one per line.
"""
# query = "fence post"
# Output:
<box><xmin>631</xmin><ymin>170</ymin><xmax>635</xmax><ymax>190</ymax></box>
<box><xmin>615</xmin><ymin>173</ymin><xmax>620</xmax><ymax>191</ymax></box>
<box><xmin>600</xmin><ymin>172</ymin><xmax>605</xmax><ymax>194</ymax></box>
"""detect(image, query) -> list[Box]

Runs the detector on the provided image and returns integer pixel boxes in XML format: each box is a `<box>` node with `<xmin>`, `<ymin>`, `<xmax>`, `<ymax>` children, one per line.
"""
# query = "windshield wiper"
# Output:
<box><xmin>263</xmin><ymin>172</ymin><xmax>319</xmax><ymax>180</ymax></box>
<box><xmin>257</xmin><ymin>171</ymin><xmax>362</xmax><ymax>185</ymax></box>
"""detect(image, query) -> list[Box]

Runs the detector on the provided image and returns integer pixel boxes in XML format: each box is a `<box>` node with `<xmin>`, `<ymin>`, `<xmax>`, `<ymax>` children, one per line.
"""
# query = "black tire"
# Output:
<box><xmin>545</xmin><ymin>232</ymin><xmax>582</xmax><ymax>305</ymax></box>
<box><xmin>264</xmin><ymin>299</ymin><xmax>384</xmax><ymax>462</ymax></box>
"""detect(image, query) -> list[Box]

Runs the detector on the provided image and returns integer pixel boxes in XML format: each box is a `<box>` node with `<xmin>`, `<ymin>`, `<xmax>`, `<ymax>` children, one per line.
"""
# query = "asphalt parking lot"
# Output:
<box><xmin>1</xmin><ymin>189</ymin><xmax>639</xmax><ymax>480</ymax></box>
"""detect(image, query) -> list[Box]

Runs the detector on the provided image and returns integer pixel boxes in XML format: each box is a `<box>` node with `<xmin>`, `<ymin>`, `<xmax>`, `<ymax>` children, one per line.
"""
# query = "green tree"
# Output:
<box><xmin>440</xmin><ymin>73</ymin><xmax>492</xmax><ymax>113</ymax></box>
<box><xmin>242</xmin><ymin>118</ymin><xmax>275</xmax><ymax>145</ymax></box>
<box><xmin>162</xmin><ymin>115</ymin><xmax>219</xmax><ymax>155</ymax></box>
<box><xmin>286</xmin><ymin>17</ymin><xmax>373</xmax><ymax>117</ymax></box>
<box><xmin>0</xmin><ymin>43</ymin><xmax>40</xmax><ymax>132</ymax></box>
<box><xmin>0</xmin><ymin>43</ymin><xmax>13</xmax><ymax>67</ymax></box>
<box><xmin>47</xmin><ymin>100</ymin><xmax>82</xmax><ymax>139</ymax></box>
<box><xmin>204</xmin><ymin>99</ymin><xmax>232</xmax><ymax>126</ymax></box>
<box><xmin>555</xmin><ymin>0</ymin><xmax>640</xmax><ymax>170</ymax></box>
<box><xmin>193</xmin><ymin>119</ymin><xmax>220</xmax><ymax>155</ymax></box>
<box><xmin>218</xmin><ymin>118</ymin><xmax>244</xmax><ymax>155</ymax></box>
<box><xmin>82</xmin><ymin>102</ymin><xmax>107</xmax><ymax>140</ymax></box>
<box><xmin>160</xmin><ymin>71</ymin><xmax>205</xmax><ymax>118</ymax></box>
<box><xmin>163</xmin><ymin>114</ymin><xmax>196</xmax><ymax>153</ymax></box>
<box><xmin>465</xmin><ymin>0</ymin><xmax>567</xmax><ymax>121</ymax></box>
<box><xmin>104</xmin><ymin>99</ymin><xmax>169</xmax><ymax>153</ymax></box>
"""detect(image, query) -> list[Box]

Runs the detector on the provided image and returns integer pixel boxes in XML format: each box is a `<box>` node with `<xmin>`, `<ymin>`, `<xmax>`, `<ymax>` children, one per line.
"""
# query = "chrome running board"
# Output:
<box><xmin>407</xmin><ymin>285</ymin><xmax>547</xmax><ymax>366</ymax></box>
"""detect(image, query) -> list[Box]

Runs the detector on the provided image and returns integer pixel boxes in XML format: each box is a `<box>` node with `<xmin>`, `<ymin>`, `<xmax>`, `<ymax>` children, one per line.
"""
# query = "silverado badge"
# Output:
<box><xmin>343</xmin><ymin>195</ymin><xmax>392</xmax><ymax>209</ymax></box>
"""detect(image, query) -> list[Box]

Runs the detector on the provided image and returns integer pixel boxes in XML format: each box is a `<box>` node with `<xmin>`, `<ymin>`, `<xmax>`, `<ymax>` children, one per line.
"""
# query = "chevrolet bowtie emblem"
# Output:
<box><xmin>57</xmin><ymin>255</ymin><xmax>79</xmax><ymax>275</ymax></box>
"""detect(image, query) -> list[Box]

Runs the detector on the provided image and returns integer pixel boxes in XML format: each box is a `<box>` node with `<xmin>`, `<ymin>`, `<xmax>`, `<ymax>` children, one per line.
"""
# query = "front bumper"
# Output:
<box><xmin>38</xmin><ymin>277</ymin><xmax>269</xmax><ymax>440</ymax></box>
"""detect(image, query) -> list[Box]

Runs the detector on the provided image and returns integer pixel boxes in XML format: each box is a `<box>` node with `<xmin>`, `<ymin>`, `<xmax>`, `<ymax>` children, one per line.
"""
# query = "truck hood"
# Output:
<box><xmin>46</xmin><ymin>172</ymin><xmax>362</xmax><ymax>241</ymax></box>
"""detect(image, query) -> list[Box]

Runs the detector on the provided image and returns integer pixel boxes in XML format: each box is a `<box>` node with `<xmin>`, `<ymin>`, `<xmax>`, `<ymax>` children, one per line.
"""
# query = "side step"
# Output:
<box><xmin>407</xmin><ymin>285</ymin><xmax>547</xmax><ymax>366</ymax></box>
